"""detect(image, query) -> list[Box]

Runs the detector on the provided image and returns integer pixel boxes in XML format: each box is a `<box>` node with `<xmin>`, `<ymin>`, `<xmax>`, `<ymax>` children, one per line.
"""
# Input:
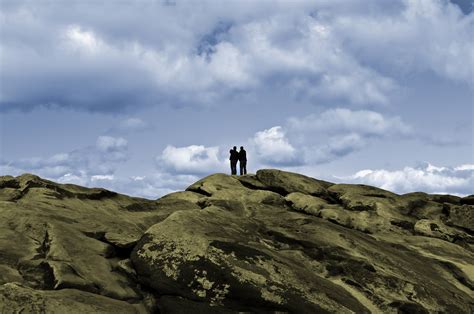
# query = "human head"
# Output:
<box><xmin>233</xmin><ymin>146</ymin><xmax>237</xmax><ymax>150</ymax></box>
<box><xmin>240</xmin><ymin>146</ymin><xmax>244</xmax><ymax>150</ymax></box>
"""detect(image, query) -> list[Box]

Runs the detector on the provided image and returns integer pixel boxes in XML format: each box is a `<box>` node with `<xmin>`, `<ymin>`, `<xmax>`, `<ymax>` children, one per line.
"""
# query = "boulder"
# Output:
<box><xmin>414</xmin><ymin>219</ymin><xmax>473</xmax><ymax>243</ymax></box>
<box><xmin>132</xmin><ymin>207</ymin><xmax>372</xmax><ymax>313</ymax></box>
<box><xmin>446</xmin><ymin>204</ymin><xmax>474</xmax><ymax>232</ymax></box>
<box><xmin>328</xmin><ymin>184</ymin><xmax>397</xmax><ymax>212</ymax></box>
<box><xmin>285</xmin><ymin>192</ymin><xmax>333</xmax><ymax>216</ymax></box>
<box><xmin>256</xmin><ymin>169</ymin><xmax>333</xmax><ymax>196</ymax></box>
<box><xmin>461</xmin><ymin>195</ymin><xmax>474</xmax><ymax>205</ymax></box>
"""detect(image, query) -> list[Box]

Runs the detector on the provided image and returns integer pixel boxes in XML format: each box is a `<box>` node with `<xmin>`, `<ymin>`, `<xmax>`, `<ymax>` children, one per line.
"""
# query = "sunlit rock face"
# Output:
<box><xmin>1</xmin><ymin>171</ymin><xmax>473</xmax><ymax>313</ymax></box>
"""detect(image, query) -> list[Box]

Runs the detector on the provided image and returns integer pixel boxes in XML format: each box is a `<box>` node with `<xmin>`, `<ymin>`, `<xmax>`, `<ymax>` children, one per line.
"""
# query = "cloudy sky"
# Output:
<box><xmin>0</xmin><ymin>0</ymin><xmax>473</xmax><ymax>198</ymax></box>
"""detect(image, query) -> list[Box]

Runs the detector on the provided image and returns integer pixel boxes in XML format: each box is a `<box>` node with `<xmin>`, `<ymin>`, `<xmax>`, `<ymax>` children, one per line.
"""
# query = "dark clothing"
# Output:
<box><xmin>238</xmin><ymin>149</ymin><xmax>247</xmax><ymax>175</ymax></box>
<box><xmin>238</xmin><ymin>150</ymin><xmax>247</xmax><ymax>162</ymax></box>
<box><xmin>229</xmin><ymin>150</ymin><xmax>239</xmax><ymax>161</ymax></box>
<box><xmin>230</xmin><ymin>160</ymin><xmax>238</xmax><ymax>175</ymax></box>
<box><xmin>229</xmin><ymin>149</ymin><xmax>239</xmax><ymax>175</ymax></box>
<box><xmin>239</xmin><ymin>160</ymin><xmax>247</xmax><ymax>175</ymax></box>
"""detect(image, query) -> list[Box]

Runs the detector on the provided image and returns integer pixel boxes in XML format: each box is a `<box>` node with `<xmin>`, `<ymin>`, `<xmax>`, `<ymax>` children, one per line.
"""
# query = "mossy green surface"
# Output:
<box><xmin>1</xmin><ymin>171</ymin><xmax>473</xmax><ymax>313</ymax></box>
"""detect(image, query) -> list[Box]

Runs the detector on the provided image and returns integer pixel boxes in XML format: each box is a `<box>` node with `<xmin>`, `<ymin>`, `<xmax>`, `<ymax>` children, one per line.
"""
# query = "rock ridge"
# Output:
<box><xmin>0</xmin><ymin>170</ymin><xmax>473</xmax><ymax>313</ymax></box>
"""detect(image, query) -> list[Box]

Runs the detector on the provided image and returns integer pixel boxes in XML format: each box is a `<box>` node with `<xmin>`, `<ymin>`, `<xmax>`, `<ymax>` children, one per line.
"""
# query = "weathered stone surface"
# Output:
<box><xmin>446</xmin><ymin>204</ymin><xmax>474</xmax><ymax>232</ymax></box>
<box><xmin>328</xmin><ymin>184</ymin><xmax>398</xmax><ymax>212</ymax></box>
<box><xmin>235</xmin><ymin>174</ymin><xmax>269</xmax><ymax>190</ymax></box>
<box><xmin>0</xmin><ymin>283</ymin><xmax>148</xmax><ymax>313</ymax></box>
<box><xmin>414</xmin><ymin>219</ymin><xmax>473</xmax><ymax>242</ymax></box>
<box><xmin>0</xmin><ymin>173</ymin><xmax>188</xmax><ymax>311</ymax></box>
<box><xmin>286</xmin><ymin>192</ymin><xmax>333</xmax><ymax>216</ymax></box>
<box><xmin>2</xmin><ymin>170</ymin><xmax>474</xmax><ymax>313</ymax></box>
<box><xmin>186</xmin><ymin>173</ymin><xmax>247</xmax><ymax>196</ymax></box>
<box><xmin>132</xmin><ymin>207</ymin><xmax>372</xmax><ymax>313</ymax></box>
<box><xmin>429</xmin><ymin>194</ymin><xmax>461</xmax><ymax>205</ymax></box>
<box><xmin>132</xmin><ymin>171</ymin><xmax>474</xmax><ymax>313</ymax></box>
<box><xmin>256</xmin><ymin>169</ymin><xmax>333</xmax><ymax>196</ymax></box>
<box><xmin>461</xmin><ymin>195</ymin><xmax>474</xmax><ymax>205</ymax></box>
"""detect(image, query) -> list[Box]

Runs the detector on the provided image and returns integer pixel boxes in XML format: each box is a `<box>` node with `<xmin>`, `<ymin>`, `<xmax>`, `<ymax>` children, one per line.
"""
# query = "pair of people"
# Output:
<box><xmin>229</xmin><ymin>146</ymin><xmax>247</xmax><ymax>175</ymax></box>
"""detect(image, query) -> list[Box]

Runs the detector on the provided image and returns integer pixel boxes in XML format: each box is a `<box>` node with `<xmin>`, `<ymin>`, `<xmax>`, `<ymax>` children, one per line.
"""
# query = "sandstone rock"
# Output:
<box><xmin>429</xmin><ymin>194</ymin><xmax>461</xmax><ymax>205</ymax></box>
<box><xmin>446</xmin><ymin>204</ymin><xmax>474</xmax><ymax>232</ymax></box>
<box><xmin>398</xmin><ymin>192</ymin><xmax>445</xmax><ymax>219</ymax></box>
<box><xmin>461</xmin><ymin>195</ymin><xmax>474</xmax><ymax>205</ymax></box>
<box><xmin>2</xmin><ymin>171</ymin><xmax>473</xmax><ymax>313</ymax></box>
<box><xmin>0</xmin><ymin>283</ymin><xmax>147</xmax><ymax>313</ymax></box>
<box><xmin>328</xmin><ymin>184</ymin><xmax>397</xmax><ymax>212</ymax></box>
<box><xmin>414</xmin><ymin>219</ymin><xmax>463</xmax><ymax>242</ymax></box>
<box><xmin>132</xmin><ymin>207</ymin><xmax>372</xmax><ymax>313</ymax></box>
<box><xmin>0</xmin><ymin>174</ymin><xmax>190</xmax><ymax>311</ymax></box>
<box><xmin>286</xmin><ymin>192</ymin><xmax>333</xmax><ymax>216</ymax></box>
<box><xmin>235</xmin><ymin>174</ymin><xmax>269</xmax><ymax>190</ymax></box>
<box><xmin>186</xmin><ymin>173</ymin><xmax>247</xmax><ymax>196</ymax></box>
<box><xmin>256</xmin><ymin>169</ymin><xmax>333</xmax><ymax>196</ymax></box>
<box><xmin>159</xmin><ymin>190</ymin><xmax>205</xmax><ymax>203</ymax></box>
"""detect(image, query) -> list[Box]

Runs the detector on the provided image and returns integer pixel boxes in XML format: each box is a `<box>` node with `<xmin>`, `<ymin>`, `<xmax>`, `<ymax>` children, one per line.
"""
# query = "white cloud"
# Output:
<box><xmin>56</xmin><ymin>172</ymin><xmax>88</xmax><ymax>186</ymax></box>
<box><xmin>53</xmin><ymin>171</ymin><xmax>198</xmax><ymax>199</ymax></box>
<box><xmin>64</xmin><ymin>25</ymin><xmax>102</xmax><ymax>54</ymax></box>
<box><xmin>249</xmin><ymin>106</ymin><xmax>464</xmax><ymax>169</ymax></box>
<box><xmin>250</xmin><ymin>108</ymin><xmax>414</xmax><ymax>166</ymax></box>
<box><xmin>288</xmin><ymin>108</ymin><xmax>412</xmax><ymax>137</ymax></box>
<box><xmin>5</xmin><ymin>0</ymin><xmax>471</xmax><ymax>112</ymax></box>
<box><xmin>91</xmin><ymin>174</ymin><xmax>114</xmax><ymax>181</ymax></box>
<box><xmin>309</xmin><ymin>133</ymin><xmax>366</xmax><ymax>164</ymax></box>
<box><xmin>157</xmin><ymin>145</ymin><xmax>226</xmax><ymax>175</ymax></box>
<box><xmin>104</xmin><ymin>173</ymin><xmax>199</xmax><ymax>199</ymax></box>
<box><xmin>331</xmin><ymin>0</ymin><xmax>474</xmax><ymax>84</ymax></box>
<box><xmin>455</xmin><ymin>164</ymin><xmax>474</xmax><ymax>171</ymax></box>
<box><xmin>344</xmin><ymin>162</ymin><xmax>474</xmax><ymax>195</ymax></box>
<box><xmin>251</xmin><ymin>126</ymin><xmax>302</xmax><ymax>166</ymax></box>
<box><xmin>96</xmin><ymin>136</ymin><xmax>128</xmax><ymax>152</ymax></box>
<box><xmin>0</xmin><ymin>135</ymin><xmax>129</xmax><ymax>183</ymax></box>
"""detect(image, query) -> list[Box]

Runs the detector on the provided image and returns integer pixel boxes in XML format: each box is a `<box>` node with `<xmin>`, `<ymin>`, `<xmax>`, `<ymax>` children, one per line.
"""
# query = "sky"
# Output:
<box><xmin>0</xmin><ymin>0</ymin><xmax>473</xmax><ymax>199</ymax></box>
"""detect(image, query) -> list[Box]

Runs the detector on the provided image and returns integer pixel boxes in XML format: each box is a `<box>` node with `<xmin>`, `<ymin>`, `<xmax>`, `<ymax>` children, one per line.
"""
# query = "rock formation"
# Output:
<box><xmin>0</xmin><ymin>170</ymin><xmax>473</xmax><ymax>313</ymax></box>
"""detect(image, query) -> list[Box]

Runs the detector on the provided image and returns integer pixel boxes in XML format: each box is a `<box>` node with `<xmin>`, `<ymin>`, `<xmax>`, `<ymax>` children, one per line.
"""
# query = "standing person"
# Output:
<box><xmin>239</xmin><ymin>146</ymin><xmax>247</xmax><ymax>175</ymax></box>
<box><xmin>229</xmin><ymin>146</ymin><xmax>238</xmax><ymax>175</ymax></box>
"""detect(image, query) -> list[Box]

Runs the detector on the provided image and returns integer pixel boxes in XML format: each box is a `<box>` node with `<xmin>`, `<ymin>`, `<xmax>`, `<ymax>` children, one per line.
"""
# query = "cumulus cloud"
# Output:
<box><xmin>96</xmin><ymin>136</ymin><xmax>127</xmax><ymax>152</ymax></box>
<box><xmin>157</xmin><ymin>145</ymin><xmax>226</xmax><ymax>175</ymax></box>
<box><xmin>58</xmin><ymin>172</ymin><xmax>198</xmax><ymax>199</ymax></box>
<box><xmin>308</xmin><ymin>133</ymin><xmax>366</xmax><ymax>164</ymax></box>
<box><xmin>250</xmin><ymin>126</ymin><xmax>302</xmax><ymax>166</ymax></box>
<box><xmin>288</xmin><ymin>108</ymin><xmax>412</xmax><ymax>137</ymax></box>
<box><xmin>250</xmin><ymin>108</ymin><xmax>414</xmax><ymax>167</ymax></box>
<box><xmin>331</xmin><ymin>0</ymin><xmax>474</xmax><ymax>84</ymax></box>
<box><xmin>0</xmin><ymin>135</ymin><xmax>200</xmax><ymax>198</ymax></box>
<box><xmin>1</xmin><ymin>0</ymin><xmax>470</xmax><ymax>112</ymax></box>
<box><xmin>0</xmin><ymin>135</ymin><xmax>129</xmax><ymax>181</ymax></box>
<box><xmin>343</xmin><ymin>162</ymin><xmax>474</xmax><ymax>195</ymax></box>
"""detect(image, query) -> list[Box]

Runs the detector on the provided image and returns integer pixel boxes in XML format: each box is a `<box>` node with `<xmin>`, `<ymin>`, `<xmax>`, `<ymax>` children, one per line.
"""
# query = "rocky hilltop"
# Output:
<box><xmin>0</xmin><ymin>170</ymin><xmax>473</xmax><ymax>313</ymax></box>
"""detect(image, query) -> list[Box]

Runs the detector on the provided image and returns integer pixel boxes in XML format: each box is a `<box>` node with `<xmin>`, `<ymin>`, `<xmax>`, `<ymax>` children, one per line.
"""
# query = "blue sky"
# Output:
<box><xmin>0</xmin><ymin>0</ymin><xmax>473</xmax><ymax>198</ymax></box>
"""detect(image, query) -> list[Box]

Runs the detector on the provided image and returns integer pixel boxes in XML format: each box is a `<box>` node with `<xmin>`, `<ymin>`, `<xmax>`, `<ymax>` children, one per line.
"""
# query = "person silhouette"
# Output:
<box><xmin>238</xmin><ymin>146</ymin><xmax>247</xmax><ymax>175</ymax></box>
<box><xmin>229</xmin><ymin>146</ymin><xmax>238</xmax><ymax>175</ymax></box>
